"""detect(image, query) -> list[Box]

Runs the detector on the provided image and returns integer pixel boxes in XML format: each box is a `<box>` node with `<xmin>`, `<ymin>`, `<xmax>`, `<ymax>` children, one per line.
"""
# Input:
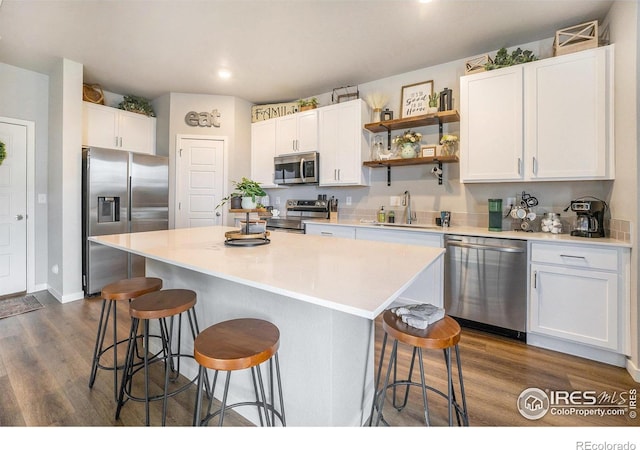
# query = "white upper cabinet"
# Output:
<box><xmin>83</xmin><ymin>102</ymin><xmax>156</xmax><ymax>154</ymax></box>
<box><xmin>250</xmin><ymin>119</ymin><xmax>278</xmax><ymax>188</ymax></box>
<box><xmin>319</xmin><ymin>99</ymin><xmax>370</xmax><ymax>186</ymax></box>
<box><xmin>275</xmin><ymin>109</ymin><xmax>318</xmax><ymax>155</ymax></box>
<box><xmin>460</xmin><ymin>65</ymin><xmax>524</xmax><ymax>181</ymax></box>
<box><xmin>460</xmin><ymin>45</ymin><xmax>614</xmax><ymax>183</ymax></box>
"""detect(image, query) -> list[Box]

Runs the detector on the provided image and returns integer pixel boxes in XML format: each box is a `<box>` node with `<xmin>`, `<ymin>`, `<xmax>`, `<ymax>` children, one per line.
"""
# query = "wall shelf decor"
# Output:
<box><xmin>363</xmin><ymin>110</ymin><xmax>460</xmax><ymax>185</ymax></box>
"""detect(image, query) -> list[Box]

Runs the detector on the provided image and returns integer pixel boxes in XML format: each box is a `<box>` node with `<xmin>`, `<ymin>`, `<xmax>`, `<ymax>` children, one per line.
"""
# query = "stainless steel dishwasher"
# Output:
<box><xmin>444</xmin><ymin>235</ymin><xmax>527</xmax><ymax>340</ymax></box>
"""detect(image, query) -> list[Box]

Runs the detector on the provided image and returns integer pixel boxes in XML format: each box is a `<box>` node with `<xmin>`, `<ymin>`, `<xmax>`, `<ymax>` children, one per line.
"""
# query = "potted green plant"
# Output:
<box><xmin>427</xmin><ymin>93</ymin><xmax>439</xmax><ymax>114</ymax></box>
<box><xmin>297</xmin><ymin>97</ymin><xmax>319</xmax><ymax>111</ymax></box>
<box><xmin>217</xmin><ymin>177</ymin><xmax>266</xmax><ymax>210</ymax></box>
<box><xmin>0</xmin><ymin>140</ymin><xmax>6</xmax><ymax>166</ymax></box>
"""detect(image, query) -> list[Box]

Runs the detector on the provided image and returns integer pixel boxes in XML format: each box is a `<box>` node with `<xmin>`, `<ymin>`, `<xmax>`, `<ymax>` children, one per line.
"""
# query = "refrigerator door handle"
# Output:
<box><xmin>128</xmin><ymin>175</ymin><xmax>132</xmax><ymax>222</ymax></box>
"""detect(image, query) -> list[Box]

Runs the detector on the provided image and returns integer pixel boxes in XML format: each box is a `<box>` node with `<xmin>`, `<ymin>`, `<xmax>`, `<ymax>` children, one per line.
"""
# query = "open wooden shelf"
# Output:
<box><xmin>363</xmin><ymin>155</ymin><xmax>459</xmax><ymax>167</ymax></box>
<box><xmin>363</xmin><ymin>155</ymin><xmax>459</xmax><ymax>186</ymax></box>
<box><xmin>364</xmin><ymin>110</ymin><xmax>460</xmax><ymax>133</ymax></box>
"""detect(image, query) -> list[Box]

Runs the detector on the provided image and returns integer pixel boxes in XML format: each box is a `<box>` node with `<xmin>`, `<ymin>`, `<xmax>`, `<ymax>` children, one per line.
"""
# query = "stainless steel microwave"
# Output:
<box><xmin>274</xmin><ymin>151</ymin><xmax>319</xmax><ymax>185</ymax></box>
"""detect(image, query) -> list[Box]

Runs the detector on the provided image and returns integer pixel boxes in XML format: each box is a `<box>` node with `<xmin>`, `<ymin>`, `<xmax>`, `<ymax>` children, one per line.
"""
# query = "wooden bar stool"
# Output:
<box><xmin>369</xmin><ymin>310</ymin><xmax>469</xmax><ymax>427</ymax></box>
<box><xmin>88</xmin><ymin>277</ymin><xmax>163</xmax><ymax>401</ymax></box>
<box><xmin>193</xmin><ymin>318</ymin><xmax>285</xmax><ymax>427</ymax></box>
<box><xmin>115</xmin><ymin>289</ymin><xmax>202</xmax><ymax>426</ymax></box>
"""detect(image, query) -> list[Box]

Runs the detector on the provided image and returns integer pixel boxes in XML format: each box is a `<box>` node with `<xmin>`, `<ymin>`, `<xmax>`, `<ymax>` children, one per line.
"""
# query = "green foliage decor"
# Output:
<box><xmin>216</xmin><ymin>177</ymin><xmax>267</xmax><ymax>209</ymax></box>
<box><xmin>0</xmin><ymin>140</ymin><xmax>6</xmax><ymax>166</ymax></box>
<box><xmin>118</xmin><ymin>95</ymin><xmax>156</xmax><ymax>117</ymax></box>
<box><xmin>485</xmin><ymin>47</ymin><xmax>538</xmax><ymax>70</ymax></box>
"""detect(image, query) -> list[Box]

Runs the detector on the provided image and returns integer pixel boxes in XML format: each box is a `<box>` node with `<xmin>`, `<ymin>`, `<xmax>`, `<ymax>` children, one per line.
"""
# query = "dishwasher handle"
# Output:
<box><xmin>446</xmin><ymin>240</ymin><xmax>525</xmax><ymax>253</ymax></box>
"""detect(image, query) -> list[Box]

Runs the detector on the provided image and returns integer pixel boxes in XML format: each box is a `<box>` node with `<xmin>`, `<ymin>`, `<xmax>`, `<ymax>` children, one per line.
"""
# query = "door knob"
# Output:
<box><xmin>15</xmin><ymin>214</ymin><xmax>24</xmax><ymax>220</ymax></box>
<box><xmin>215</xmin><ymin>212</ymin><xmax>221</xmax><ymax>217</ymax></box>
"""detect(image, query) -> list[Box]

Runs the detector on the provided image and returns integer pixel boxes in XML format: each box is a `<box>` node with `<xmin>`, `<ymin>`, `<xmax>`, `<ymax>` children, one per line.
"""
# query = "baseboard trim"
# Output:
<box><xmin>47</xmin><ymin>286</ymin><xmax>84</xmax><ymax>303</ymax></box>
<box><xmin>626</xmin><ymin>358</ymin><xmax>640</xmax><ymax>382</ymax></box>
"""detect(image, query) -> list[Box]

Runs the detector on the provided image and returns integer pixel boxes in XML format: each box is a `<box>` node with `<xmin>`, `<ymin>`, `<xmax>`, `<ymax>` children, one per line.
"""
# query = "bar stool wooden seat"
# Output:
<box><xmin>115</xmin><ymin>289</ymin><xmax>202</xmax><ymax>426</ymax></box>
<box><xmin>369</xmin><ymin>310</ymin><xmax>469</xmax><ymax>427</ymax></box>
<box><xmin>88</xmin><ymin>277</ymin><xmax>163</xmax><ymax>401</ymax></box>
<box><xmin>193</xmin><ymin>318</ymin><xmax>286</xmax><ymax>427</ymax></box>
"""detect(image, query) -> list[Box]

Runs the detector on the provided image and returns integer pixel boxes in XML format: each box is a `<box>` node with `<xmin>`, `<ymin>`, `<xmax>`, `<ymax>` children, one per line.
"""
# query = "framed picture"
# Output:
<box><xmin>421</xmin><ymin>145</ymin><xmax>436</xmax><ymax>157</ymax></box>
<box><xmin>400</xmin><ymin>80</ymin><xmax>434</xmax><ymax>118</ymax></box>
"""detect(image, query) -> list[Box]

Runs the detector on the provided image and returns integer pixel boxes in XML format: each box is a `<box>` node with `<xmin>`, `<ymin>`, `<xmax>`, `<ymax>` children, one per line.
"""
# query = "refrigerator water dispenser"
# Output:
<box><xmin>97</xmin><ymin>196</ymin><xmax>120</xmax><ymax>223</ymax></box>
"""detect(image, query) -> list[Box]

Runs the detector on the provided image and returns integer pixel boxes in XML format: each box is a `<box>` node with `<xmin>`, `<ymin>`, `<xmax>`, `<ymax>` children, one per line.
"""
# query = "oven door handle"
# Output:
<box><xmin>446</xmin><ymin>241</ymin><xmax>525</xmax><ymax>253</ymax></box>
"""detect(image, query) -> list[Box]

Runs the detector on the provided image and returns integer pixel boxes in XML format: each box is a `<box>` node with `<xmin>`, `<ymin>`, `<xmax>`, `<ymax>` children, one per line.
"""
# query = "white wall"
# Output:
<box><xmin>604</xmin><ymin>0</ymin><xmax>639</xmax><ymax>378</ymax></box>
<box><xmin>0</xmin><ymin>62</ymin><xmax>49</xmax><ymax>289</ymax></box>
<box><xmin>264</xmin><ymin>37</ymin><xmax>613</xmax><ymax>222</ymax></box>
<box><xmin>47</xmin><ymin>58</ymin><xmax>84</xmax><ymax>302</ymax></box>
<box><xmin>157</xmin><ymin>92</ymin><xmax>252</xmax><ymax>227</ymax></box>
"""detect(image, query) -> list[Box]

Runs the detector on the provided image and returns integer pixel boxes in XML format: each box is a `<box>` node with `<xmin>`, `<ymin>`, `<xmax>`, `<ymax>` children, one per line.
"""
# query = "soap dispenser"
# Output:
<box><xmin>377</xmin><ymin>206</ymin><xmax>386</xmax><ymax>223</ymax></box>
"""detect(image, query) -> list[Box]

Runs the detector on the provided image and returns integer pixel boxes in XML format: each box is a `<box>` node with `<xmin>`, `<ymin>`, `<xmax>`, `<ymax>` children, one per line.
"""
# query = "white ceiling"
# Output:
<box><xmin>0</xmin><ymin>0</ymin><xmax>614</xmax><ymax>104</ymax></box>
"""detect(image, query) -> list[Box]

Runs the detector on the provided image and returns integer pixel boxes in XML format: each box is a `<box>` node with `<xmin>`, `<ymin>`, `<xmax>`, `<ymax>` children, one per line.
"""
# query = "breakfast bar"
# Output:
<box><xmin>90</xmin><ymin>226</ymin><xmax>445</xmax><ymax>426</ymax></box>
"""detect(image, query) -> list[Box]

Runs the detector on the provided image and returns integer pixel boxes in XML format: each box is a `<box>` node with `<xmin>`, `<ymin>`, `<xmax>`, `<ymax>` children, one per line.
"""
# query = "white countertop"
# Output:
<box><xmin>90</xmin><ymin>226</ymin><xmax>445</xmax><ymax>319</ymax></box>
<box><xmin>305</xmin><ymin>219</ymin><xmax>632</xmax><ymax>248</ymax></box>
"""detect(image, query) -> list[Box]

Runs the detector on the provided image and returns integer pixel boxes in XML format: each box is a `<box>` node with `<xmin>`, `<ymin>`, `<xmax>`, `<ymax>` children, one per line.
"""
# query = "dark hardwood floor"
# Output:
<box><xmin>0</xmin><ymin>290</ymin><xmax>637</xmax><ymax>429</ymax></box>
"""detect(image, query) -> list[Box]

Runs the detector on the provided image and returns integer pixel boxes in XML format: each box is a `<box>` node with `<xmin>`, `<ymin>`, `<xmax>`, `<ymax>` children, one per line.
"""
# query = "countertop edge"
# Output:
<box><xmin>303</xmin><ymin>219</ymin><xmax>632</xmax><ymax>248</ymax></box>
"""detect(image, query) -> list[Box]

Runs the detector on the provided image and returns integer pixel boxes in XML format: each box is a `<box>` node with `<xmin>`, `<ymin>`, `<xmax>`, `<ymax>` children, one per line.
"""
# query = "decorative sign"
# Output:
<box><xmin>400</xmin><ymin>80</ymin><xmax>434</xmax><ymax>118</ymax></box>
<box><xmin>185</xmin><ymin>110</ymin><xmax>221</xmax><ymax>127</ymax></box>
<box><xmin>251</xmin><ymin>102</ymin><xmax>298</xmax><ymax>123</ymax></box>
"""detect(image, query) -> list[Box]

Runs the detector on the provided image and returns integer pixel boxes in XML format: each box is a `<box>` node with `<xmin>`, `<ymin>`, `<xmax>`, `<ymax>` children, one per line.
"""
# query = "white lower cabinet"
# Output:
<box><xmin>528</xmin><ymin>242</ymin><xmax>629</xmax><ymax>365</ymax></box>
<box><xmin>305</xmin><ymin>223</ymin><xmax>356</xmax><ymax>239</ymax></box>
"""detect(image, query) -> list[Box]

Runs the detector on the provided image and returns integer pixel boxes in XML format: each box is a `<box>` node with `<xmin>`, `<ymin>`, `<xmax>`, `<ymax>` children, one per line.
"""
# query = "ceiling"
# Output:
<box><xmin>0</xmin><ymin>0</ymin><xmax>614</xmax><ymax>104</ymax></box>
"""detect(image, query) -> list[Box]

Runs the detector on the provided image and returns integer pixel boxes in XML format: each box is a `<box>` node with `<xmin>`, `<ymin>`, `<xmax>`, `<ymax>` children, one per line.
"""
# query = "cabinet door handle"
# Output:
<box><xmin>534</xmin><ymin>270</ymin><xmax>537</xmax><ymax>289</ymax></box>
<box><xmin>532</xmin><ymin>156</ymin><xmax>537</xmax><ymax>174</ymax></box>
<box><xmin>320</xmin><ymin>231</ymin><xmax>333</xmax><ymax>236</ymax></box>
<box><xmin>517</xmin><ymin>158</ymin><xmax>522</xmax><ymax>175</ymax></box>
<box><xmin>115</xmin><ymin>136</ymin><xmax>119</xmax><ymax>147</ymax></box>
<box><xmin>119</xmin><ymin>137</ymin><xmax>123</xmax><ymax>148</ymax></box>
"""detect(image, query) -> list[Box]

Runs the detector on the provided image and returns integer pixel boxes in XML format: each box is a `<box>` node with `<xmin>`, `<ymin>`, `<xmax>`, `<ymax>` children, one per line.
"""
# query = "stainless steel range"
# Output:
<box><xmin>264</xmin><ymin>199</ymin><xmax>330</xmax><ymax>233</ymax></box>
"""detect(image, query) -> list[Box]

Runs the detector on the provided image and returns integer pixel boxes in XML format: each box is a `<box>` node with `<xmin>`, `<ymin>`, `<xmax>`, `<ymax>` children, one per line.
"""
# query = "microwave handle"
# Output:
<box><xmin>300</xmin><ymin>158</ymin><xmax>306</xmax><ymax>183</ymax></box>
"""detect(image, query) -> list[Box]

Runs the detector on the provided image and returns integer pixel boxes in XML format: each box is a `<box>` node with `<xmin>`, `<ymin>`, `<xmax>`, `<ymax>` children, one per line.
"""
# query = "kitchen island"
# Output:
<box><xmin>90</xmin><ymin>226</ymin><xmax>444</xmax><ymax>426</ymax></box>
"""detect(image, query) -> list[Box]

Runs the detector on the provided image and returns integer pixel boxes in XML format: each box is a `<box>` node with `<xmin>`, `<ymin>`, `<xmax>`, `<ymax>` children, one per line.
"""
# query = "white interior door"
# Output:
<box><xmin>0</xmin><ymin>121</ymin><xmax>27</xmax><ymax>296</ymax></box>
<box><xmin>175</xmin><ymin>136</ymin><xmax>225</xmax><ymax>228</ymax></box>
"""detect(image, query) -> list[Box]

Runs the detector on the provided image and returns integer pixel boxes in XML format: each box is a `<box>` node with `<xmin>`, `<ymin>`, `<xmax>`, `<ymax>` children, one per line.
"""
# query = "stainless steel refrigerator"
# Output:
<box><xmin>82</xmin><ymin>147</ymin><xmax>169</xmax><ymax>296</ymax></box>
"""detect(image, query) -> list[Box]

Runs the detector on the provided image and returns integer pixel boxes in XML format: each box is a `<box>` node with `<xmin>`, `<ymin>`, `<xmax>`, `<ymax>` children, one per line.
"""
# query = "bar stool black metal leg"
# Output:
<box><xmin>274</xmin><ymin>353</ymin><xmax>286</xmax><ymax>426</ymax></box>
<box><xmin>115</xmin><ymin>317</ymin><xmax>139</xmax><ymax>420</ymax></box>
<box><xmin>416</xmin><ymin>347</ymin><xmax>431</xmax><ymax>426</ymax></box>
<box><xmin>392</xmin><ymin>345</ymin><xmax>417</xmax><ymax>411</ymax></box>
<box><xmin>250</xmin><ymin>367</ymin><xmax>266</xmax><ymax>426</ymax></box>
<box><xmin>368</xmin><ymin>331</ymin><xmax>388</xmax><ymax>426</ymax></box>
<box><xmin>218</xmin><ymin>371</ymin><xmax>232</xmax><ymax>426</ymax></box>
<box><xmin>193</xmin><ymin>365</ymin><xmax>205</xmax><ymax>426</ymax></box>
<box><xmin>88</xmin><ymin>299</ymin><xmax>109</xmax><ymax>389</ymax></box>
<box><xmin>455</xmin><ymin>344</ymin><xmax>469</xmax><ymax>425</ymax></box>
<box><xmin>375</xmin><ymin>339</ymin><xmax>398</xmax><ymax>427</ymax></box>
<box><xmin>254</xmin><ymin>365</ymin><xmax>272</xmax><ymax>426</ymax></box>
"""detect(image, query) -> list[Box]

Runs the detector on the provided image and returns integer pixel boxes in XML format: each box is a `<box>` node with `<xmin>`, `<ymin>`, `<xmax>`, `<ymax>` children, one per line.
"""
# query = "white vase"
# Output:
<box><xmin>399</xmin><ymin>143</ymin><xmax>418</xmax><ymax>159</ymax></box>
<box><xmin>241</xmin><ymin>196</ymin><xmax>257</xmax><ymax>209</ymax></box>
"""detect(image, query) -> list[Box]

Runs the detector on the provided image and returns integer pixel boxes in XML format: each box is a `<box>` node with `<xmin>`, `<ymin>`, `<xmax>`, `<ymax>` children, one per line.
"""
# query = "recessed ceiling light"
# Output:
<box><xmin>218</xmin><ymin>69</ymin><xmax>232</xmax><ymax>79</ymax></box>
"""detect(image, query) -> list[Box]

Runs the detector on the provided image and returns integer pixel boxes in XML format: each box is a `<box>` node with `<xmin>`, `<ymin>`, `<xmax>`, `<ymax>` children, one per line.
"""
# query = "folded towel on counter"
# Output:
<box><xmin>390</xmin><ymin>303</ymin><xmax>445</xmax><ymax>330</ymax></box>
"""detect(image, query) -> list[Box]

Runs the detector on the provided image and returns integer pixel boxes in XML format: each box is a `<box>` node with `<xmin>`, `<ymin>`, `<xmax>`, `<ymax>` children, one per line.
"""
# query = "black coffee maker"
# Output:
<box><xmin>569</xmin><ymin>200</ymin><xmax>606</xmax><ymax>238</ymax></box>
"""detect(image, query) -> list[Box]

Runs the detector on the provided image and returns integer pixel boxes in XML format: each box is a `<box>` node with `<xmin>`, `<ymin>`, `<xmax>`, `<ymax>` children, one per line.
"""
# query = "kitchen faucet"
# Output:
<box><xmin>402</xmin><ymin>190</ymin><xmax>415</xmax><ymax>224</ymax></box>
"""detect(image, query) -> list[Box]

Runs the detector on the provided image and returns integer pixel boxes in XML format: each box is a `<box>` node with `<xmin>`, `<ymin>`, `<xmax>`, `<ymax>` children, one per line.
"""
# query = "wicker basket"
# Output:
<box><xmin>83</xmin><ymin>84</ymin><xmax>104</xmax><ymax>104</ymax></box>
<box><xmin>553</xmin><ymin>20</ymin><xmax>598</xmax><ymax>56</ymax></box>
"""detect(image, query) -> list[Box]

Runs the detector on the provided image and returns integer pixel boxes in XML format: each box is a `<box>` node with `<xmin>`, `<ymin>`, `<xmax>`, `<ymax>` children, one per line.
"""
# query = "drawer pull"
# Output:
<box><xmin>560</xmin><ymin>254</ymin><xmax>586</xmax><ymax>259</ymax></box>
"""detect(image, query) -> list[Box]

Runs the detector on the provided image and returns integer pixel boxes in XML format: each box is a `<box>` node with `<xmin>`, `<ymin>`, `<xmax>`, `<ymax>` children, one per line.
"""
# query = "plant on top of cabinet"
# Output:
<box><xmin>484</xmin><ymin>47</ymin><xmax>537</xmax><ymax>70</ymax></box>
<box><xmin>297</xmin><ymin>97</ymin><xmax>318</xmax><ymax>111</ymax></box>
<box><xmin>0</xmin><ymin>140</ymin><xmax>6</xmax><ymax>166</ymax></box>
<box><xmin>118</xmin><ymin>95</ymin><xmax>156</xmax><ymax>117</ymax></box>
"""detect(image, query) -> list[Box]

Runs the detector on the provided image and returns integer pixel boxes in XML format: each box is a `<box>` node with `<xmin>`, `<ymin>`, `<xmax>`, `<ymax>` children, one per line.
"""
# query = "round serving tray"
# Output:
<box><xmin>224</xmin><ymin>230</ymin><xmax>270</xmax><ymax>246</ymax></box>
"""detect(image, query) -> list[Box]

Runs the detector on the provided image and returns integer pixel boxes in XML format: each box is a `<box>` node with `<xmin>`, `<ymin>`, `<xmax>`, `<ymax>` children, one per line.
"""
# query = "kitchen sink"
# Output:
<box><xmin>370</xmin><ymin>223</ymin><xmax>441</xmax><ymax>230</ymax></box>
